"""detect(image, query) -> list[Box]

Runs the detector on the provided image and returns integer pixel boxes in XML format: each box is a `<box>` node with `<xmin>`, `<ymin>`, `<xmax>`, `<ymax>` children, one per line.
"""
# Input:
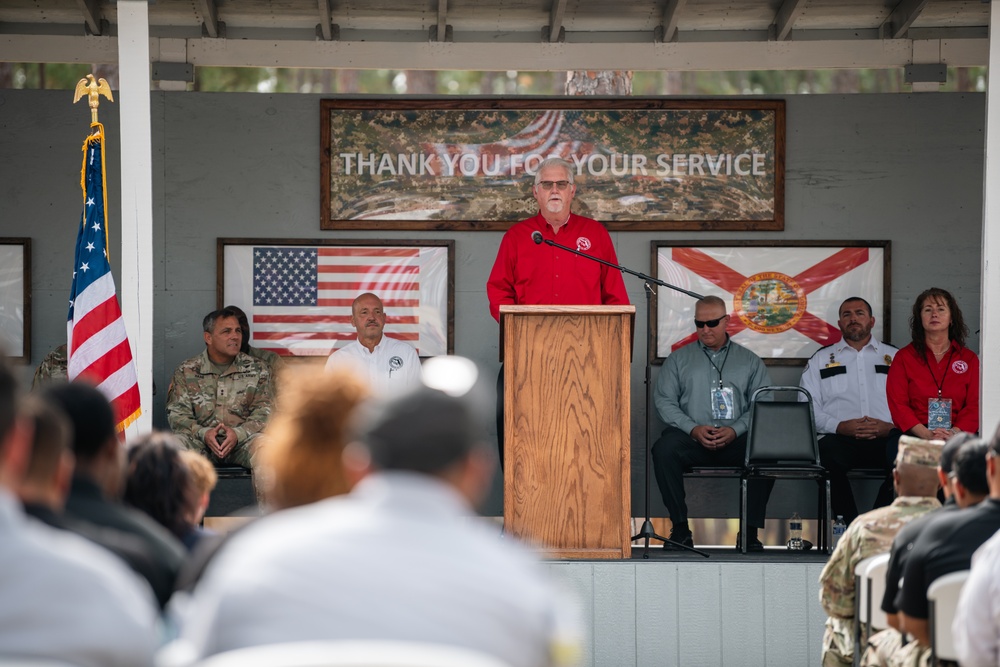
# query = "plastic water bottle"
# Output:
<box><xmin>832</xmin><ymin>515</ymin><xmax>847</xmax><ymax>550</ymax></box>
<box><xmin>788</xmin><ymin>512</ymin><xmax>803</xmax><ymax>550</ymax></box>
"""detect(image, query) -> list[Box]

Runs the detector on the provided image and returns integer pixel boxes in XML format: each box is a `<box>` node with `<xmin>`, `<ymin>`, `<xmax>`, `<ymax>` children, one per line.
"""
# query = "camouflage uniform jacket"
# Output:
<box><xmin>31</xmin><ymin>343</ymin><xmax>68</xmax><ymax>389</ymax></box>
<box><xmin>248</xmin><ymin>345</ymin><xmax>282</xmax><ymax>372</ymax></box>
<box><xmin>166</xmin><ymin>350</ymin><xmax>273</xmax><ymax>446</ymax></box>
<box><xmin>819</xmin><ymin>496</ymin><xmax>941</xmax><ymax>667</ymax></box>
<box><xmin>820</xmin><ymin>496</ymin><xmax>941</xmax><ymax>620</ymax></box>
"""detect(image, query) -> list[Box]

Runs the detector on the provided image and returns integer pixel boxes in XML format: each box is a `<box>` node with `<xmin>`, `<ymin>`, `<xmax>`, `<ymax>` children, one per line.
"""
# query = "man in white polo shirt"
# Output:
<box><xmin>325</xmin><ymin>292</ymin><xmax>421</xmax><ymax>393</ymax></box>
<box><xmin>800</xmin><ymin>296</ymin><xmax>898</xmax><ymax>524</ymax></box>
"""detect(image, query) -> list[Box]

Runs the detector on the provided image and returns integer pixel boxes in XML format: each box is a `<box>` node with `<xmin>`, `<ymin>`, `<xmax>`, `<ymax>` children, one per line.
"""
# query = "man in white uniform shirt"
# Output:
<box><xmin>800</xmin><ymin>296</ymin><xmax>898</xmax><ymax>524</ymax></box>
<box><xmin>326</xmin><ymin>292</ymin><xmax>421</xmax><ymax>393</ymax></box>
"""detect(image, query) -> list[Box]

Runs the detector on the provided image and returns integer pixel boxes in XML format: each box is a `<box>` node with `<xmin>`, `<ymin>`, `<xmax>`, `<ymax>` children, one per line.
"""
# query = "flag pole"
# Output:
<box><xmin>67</xmin><ymin>73</ymin><xmax>142</xmax><ymax>435</ymax></box>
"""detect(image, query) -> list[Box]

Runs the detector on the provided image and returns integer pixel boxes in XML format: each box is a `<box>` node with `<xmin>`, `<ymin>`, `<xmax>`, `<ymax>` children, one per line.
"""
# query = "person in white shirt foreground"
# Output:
<box><xmin>952</xmin><ymin>434</ymin><xmax>1000</xmax><ymax>667</ymax></box>
<box><xmin>0</xmin><ymin>360</ymin><xmax>159</xmax><ymax>666</ymax></box>
<box><xmin>170</xmin><ymin>369</ymin><xmax>583</xmax><ymax>667</ymax></box>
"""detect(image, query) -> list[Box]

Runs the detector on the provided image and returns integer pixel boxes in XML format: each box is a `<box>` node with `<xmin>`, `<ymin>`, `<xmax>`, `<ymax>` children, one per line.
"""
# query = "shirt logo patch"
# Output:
<box><xmin>952</xmin><ymin>360</ymin><xmax>968</xmax><ymax>374</ymax></box>
<box><xmin>389</xmin><ymin>356</ymin><xmax>404</xmax><ymax>371</ymax></box>
<box><xmin>576</xmin><ymin>236</ymin><xmax>591</xmax><ymax>252</ymax></box>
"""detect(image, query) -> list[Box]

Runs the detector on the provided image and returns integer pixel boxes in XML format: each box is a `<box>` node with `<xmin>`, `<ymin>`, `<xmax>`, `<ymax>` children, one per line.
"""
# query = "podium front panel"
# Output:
<box><xmin>501</xmin><ymin>306</ymin><xmax>633</xmax><ymax>559</ymax></box>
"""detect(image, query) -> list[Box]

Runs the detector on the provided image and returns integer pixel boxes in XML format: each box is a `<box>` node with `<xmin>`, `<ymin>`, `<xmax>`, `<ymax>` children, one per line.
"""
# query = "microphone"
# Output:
<box><xmin>531</xmin><ymin>231</ymin><xmax>543</xmax><ymax>245</ymax></box>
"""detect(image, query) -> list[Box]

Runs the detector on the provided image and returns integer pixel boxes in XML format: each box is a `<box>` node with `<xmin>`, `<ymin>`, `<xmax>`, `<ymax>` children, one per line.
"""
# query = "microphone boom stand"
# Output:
<box><xmin>533</xmin><ymin>234</ymin><xmax>709</xmax><ymax>558</ymax></box>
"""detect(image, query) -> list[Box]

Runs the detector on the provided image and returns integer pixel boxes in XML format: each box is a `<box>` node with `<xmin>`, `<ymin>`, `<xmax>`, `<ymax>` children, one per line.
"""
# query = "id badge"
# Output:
<box><xmin>927</xmin><ymin>398</ymin><xmax>952</xmax><ymax>430</ymax></box>
<box><xmin>711</xmin><ymin>386</ymin><xmax>735</xmax><ymax>422</ymax></box>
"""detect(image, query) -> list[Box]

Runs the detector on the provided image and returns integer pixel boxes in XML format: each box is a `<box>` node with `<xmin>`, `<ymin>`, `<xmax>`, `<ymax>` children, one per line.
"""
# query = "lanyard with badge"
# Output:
<box><xmin>926</xmin><ymin>348</ymin><xmax>955</xmax><ymax>430</ymax></box>
<box><xmin>704</xmin><ymin>345</ymin><xmax>734</xmax><ymax>425</ymax></box>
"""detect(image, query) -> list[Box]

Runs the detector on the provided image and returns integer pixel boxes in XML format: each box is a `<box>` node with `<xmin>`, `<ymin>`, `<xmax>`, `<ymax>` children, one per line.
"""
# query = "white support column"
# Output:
<box><xmin>116</xmin><ymin>1</ymin><xmax>154</xmax><ymax>439</ymax></box>
<box><xmin>981</xmin><ymin>1</ymin><xmax>1000</xmax><ymax>439</ymax></box>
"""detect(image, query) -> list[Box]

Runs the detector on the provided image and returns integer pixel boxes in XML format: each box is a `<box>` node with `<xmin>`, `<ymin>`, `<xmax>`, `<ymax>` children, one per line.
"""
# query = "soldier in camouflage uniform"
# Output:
<box><xmin>818</xmin><ymin>436</ymin><xmax>942</xmax><ymax>667</ymax></box>
<box><xmin>166</xmin><ymin>308</ymin><xmax>273</xmax><ymax>469</ymax></box>
<box><xmin>31</xmin><ymin>343</ymin><xmax>68</xmax><ymax>389</ymax></box>
<box><xmin>227</xmin><ymin>305</ymin><xmax>283</xmax><ymax>378</ymax></box>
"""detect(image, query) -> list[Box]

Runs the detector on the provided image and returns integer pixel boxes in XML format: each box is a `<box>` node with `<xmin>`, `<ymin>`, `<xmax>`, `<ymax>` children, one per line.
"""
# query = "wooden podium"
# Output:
<box><xmin>500</xmin><ymin>305</ymin><xmax>634</xmax><ymax>559</ymax></box>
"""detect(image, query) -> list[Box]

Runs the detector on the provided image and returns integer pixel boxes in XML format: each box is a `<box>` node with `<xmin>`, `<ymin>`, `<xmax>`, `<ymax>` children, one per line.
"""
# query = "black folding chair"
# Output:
<box><xmin>740</xmin><ymin>385</ymin><xmax>832</xmax><ymax>554</ymax></box>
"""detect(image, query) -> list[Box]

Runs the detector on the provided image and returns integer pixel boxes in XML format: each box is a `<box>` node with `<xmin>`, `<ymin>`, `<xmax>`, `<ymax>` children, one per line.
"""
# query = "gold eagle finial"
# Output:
<box><xmin>73</xmin><ymin>74</ymin><xmax>114</xmax><ymax>124</ymax></box>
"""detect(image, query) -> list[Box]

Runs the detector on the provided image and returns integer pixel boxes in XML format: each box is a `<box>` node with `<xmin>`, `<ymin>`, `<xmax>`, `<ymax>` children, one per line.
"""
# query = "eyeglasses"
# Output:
<box><xmin>536</xmin><ymin>180</ymin><xmax>571</xmax><ymax>191</ymax></box>
<box><xmin>694</xmin><ymin>317</ymin><xmax>726</xmax><ymax>329</ymax></box>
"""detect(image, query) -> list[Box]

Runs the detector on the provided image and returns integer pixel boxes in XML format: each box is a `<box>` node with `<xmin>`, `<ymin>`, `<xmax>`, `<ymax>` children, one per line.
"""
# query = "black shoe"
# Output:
<box><xmin>736</xmin><ymin>532</ymin><xmax>764</xmax><ymax>552</ymax></box>
<box><xmin>663</xmin><ymin>529</ymin><xmax>694</xmax><ymax>550</ymax></box>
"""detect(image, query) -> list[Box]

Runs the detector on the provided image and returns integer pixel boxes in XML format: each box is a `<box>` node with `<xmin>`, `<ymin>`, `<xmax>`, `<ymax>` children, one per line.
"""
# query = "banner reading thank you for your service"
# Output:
<box><xmin>321</xmin><ymin>99</ymin><xmax>784</xmax><ymax>232</ymax></box>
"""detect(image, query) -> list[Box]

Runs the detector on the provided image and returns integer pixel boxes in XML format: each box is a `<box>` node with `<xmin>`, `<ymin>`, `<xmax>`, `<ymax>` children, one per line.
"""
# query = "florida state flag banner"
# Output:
<box><xmin>654</xmin><ymin>242</ymin><xmax>889</xmax><ymax>362</ymax></box>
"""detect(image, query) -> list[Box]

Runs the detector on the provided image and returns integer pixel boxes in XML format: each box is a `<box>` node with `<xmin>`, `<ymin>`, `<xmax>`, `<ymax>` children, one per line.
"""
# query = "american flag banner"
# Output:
<box><xmin>66</xmin><ymin>124</ymin><xmax>142</xmax><ymax>431</ymax></box>
<box><xmin>223</xmin><ymin>243</ymin><xmax>450</xmax><ymax>357</ymax></box>
<box><xmin>655</xmin><ymin>243</ymin><xmax>888</xmax><ymax>361</ymax></box>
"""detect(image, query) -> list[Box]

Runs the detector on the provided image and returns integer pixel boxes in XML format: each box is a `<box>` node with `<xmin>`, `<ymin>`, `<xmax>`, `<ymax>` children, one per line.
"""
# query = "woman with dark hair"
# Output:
<box><xmin>124</xmin><ymin>432</ymin><xmax>206</xmax><ymax>551</ymax></box>
<box><xmin>886</xmin><ymin>287</ymin><xmax>979</xmax><ymax>448</ymax></box>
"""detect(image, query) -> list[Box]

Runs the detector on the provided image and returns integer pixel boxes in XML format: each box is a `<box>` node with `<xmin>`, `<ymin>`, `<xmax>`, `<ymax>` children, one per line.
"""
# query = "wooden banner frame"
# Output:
<box><xmin>651</xmin><ymin>240</ymin><xmax>890</xmax><ymax>365</ymax></box>
<box><xmin>321</xmin><ymin>99</ymin><xmax>785</xmax><ymax>232</ymax></box>
<box><xmin>0</xmin><ymin>238</ymin><xmax>30</xmax><ymax>362</ymax></box>
<box><xmin>217</xmin><ymin>238</ymin><xmax>454</xmax><ymax>358</ymax></box>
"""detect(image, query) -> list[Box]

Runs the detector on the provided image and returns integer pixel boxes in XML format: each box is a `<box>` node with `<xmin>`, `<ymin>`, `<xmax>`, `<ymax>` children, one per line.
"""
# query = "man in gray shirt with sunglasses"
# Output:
<box><xmin>650</xmin><ymin>295</ymin><xmax>772</xmax><ymax>550</ymax></box>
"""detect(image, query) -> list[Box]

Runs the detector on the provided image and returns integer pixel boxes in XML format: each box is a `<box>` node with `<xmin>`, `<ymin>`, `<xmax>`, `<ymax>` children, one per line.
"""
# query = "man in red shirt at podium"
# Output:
<box><xmin>487</xmin><ymin>157</ymin><xmax>630</xmax><ymax>465</ymax></box>
<box><xmin>487</xmin><ymin>157</ymin><xmax>629</xmax><ymax>320</ymax></box>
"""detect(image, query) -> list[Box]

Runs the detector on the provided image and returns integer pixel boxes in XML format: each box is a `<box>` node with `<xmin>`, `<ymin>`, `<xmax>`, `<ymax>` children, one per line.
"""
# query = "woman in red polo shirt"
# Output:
<box><xmin>886</xmin><ymin>287</ymin><xmax>979</xmax><ymax>445</ymax></box>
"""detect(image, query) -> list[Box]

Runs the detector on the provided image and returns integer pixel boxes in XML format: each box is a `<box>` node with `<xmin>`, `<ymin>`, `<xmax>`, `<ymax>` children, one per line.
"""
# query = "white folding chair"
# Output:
<box><xmin>853</xmin><ymin>552</ymin><xmax>890</xmax><ymax>667</ymax></box>
<box><xmin>927</xmin><ymin>570</ymin><xmax>970</xmax><ymax>667</ymax></box>
<box><xmin>865</xmin><ymin>553</ymin><xmax>891</xmax><ymax>633</ymax></box>
<box><xmin>191</xmin><ymin>640</ymin><xmax>514</xmax><ymax>667</ymax></box>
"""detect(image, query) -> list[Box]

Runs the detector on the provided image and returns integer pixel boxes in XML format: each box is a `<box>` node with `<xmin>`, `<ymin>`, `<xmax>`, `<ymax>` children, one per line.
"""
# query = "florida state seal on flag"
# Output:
<box><xmin>654</xmin><ymin>242</ymin><xmax>888</xmax><ymax>360</ymax></box>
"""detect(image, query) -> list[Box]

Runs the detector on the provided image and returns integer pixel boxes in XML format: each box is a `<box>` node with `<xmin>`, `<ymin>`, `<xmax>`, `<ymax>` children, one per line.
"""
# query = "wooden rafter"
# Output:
<box><xmin>74</xmin><ymin>0</ymin><xmax>101</xmax><ymax>35</ymax></box>
<box><xmin>317</xmin><ymin>0</ymin><xmax>333</xmax><ymax>41</ymax></box>
<box><xmin>884</xmin><ymin>0</ymin><xmax>929</xmax><ymax>40</ymax></box>
<box><xmin>656</xmin><ymin>0</ymin><xmax>687</xmax><ymax>44</ymax></box>
<box><xmin>772</xmin><ymin>0</ymin><xmax>807</xmax><ymax>42</ymax></box>
<box><xmin>548</xmin><ymin>0</ymin><xmax>567</xmax><ymax>43</ymax></box>
<box><xmin>197</xmin><ymin>0</ymin><xmax>220</xmax><ymax>39</ymax></box>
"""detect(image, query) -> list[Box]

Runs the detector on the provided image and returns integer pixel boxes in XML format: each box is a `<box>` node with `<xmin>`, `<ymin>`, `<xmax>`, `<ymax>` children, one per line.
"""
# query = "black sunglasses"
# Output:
<box><xmin>694</xmin><ymin>317</ymin><xmax>725</xmax><ymax>328</ymax></box>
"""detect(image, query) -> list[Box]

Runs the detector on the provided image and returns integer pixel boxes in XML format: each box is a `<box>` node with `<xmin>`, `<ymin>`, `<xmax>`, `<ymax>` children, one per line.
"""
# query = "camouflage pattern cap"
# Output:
<box><xmin>896</xmin><ymin>435</ymin><xmax>944</xmax><ymax>468</ymax></box>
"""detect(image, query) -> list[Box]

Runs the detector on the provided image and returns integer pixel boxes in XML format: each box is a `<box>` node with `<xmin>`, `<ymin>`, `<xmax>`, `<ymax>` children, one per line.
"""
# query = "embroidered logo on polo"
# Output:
<box><xmin>576</xmin><ymin>237</ymin><xmax>591</xmax><ymax>252</ymax></box>
<box><xmin>734</xmin><ymin>272</ymin><xmax>807</xmax><ymax>334</ymax></box>
<box><xmin>389</xmin><ymin>356</ymin><xmax>404</xmax><ymax>371</ymax></box>
<box><xmin>952</xmin><ymin>360</ymin><xmax>969</xmax><ymax>374</ymax></box>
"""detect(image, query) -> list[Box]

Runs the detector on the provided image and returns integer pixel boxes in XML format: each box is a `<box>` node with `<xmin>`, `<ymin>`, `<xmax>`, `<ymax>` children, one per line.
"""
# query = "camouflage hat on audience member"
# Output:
<box><xmin>895</xmin><ymin>435</ymin><xmax>944</xmax><ymax>468</ymax></box>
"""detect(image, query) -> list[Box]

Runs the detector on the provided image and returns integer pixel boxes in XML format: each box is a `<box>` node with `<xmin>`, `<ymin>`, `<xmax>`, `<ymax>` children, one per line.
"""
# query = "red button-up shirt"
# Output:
<box><xmin>886</xmin><ymin>340</ymin><xmax>979</xmax><ymax>434</ymax></box>
<box><xmin>486</xmin><ymin>213</ymin><xmax>630</xmax><ymax>321</ymax></box>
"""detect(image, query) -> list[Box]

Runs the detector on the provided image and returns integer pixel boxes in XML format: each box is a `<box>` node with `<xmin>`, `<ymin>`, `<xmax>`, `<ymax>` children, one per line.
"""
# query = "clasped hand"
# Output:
<box><xmin>204</xmin><ymin>423</ymin><xmax>238</xmax><ymax>459</ymax></box>
<box><xmin>691</xmin><ymin>424</ymin><xmax>735</xmax><ymax>451</ymax></box>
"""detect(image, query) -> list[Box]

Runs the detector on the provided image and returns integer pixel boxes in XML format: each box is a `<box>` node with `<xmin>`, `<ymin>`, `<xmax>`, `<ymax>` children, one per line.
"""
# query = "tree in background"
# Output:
<box><xmin>0</xmin><ymin>64</ymin><xmax>984</xmax><ymax>96</ymax></box>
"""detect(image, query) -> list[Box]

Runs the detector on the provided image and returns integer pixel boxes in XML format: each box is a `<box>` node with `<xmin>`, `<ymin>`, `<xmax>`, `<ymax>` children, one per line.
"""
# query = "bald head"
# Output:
<box><xmin>351</xmin><ymin>292</ymin><xmax>386</xmax><ymax>350</ymax></box>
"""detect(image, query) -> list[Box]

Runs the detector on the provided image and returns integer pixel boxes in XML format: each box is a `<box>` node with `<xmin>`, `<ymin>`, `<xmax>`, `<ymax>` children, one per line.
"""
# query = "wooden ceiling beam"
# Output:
<box><xmin>547</xmin><ymin>0</ymin><xmax>567</xmax><ymax>43</ymax></box>
<box><xmin>317</xmin><ymin>0</ymin><xmax>333</xmax><ymax>41</ymax></box>
<box><xmin>197</xmin><ymin>0</ymin><xmax>220</xmax><ymax>39</ymax></box>
<box><xmin>883</xmin><ymin>0</ymin><xmax>930</xmax><ymax>40</ymax></box>
<box><xmin>655</xmin><ymin>0</ymin><xmax>687</xmax><ymax>44</ymax></box>
<box><xmin>772</xmin><ymin>0</ymin><xmax>807</xmax><ymax>42</ymax></box>
<box><xmin>74</xmin><ymin>0</ymin><xmax>102</xmax><ymax>36</ymax></box>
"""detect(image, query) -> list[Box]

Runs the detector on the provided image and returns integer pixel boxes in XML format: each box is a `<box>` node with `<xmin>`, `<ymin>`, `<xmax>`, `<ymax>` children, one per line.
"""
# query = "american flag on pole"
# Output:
<box><xmin>655</xmin><ymin>244</ymin><xmax>887</xmax><ymax>360</ymax></box>
<box><xmin>66</xmin><ymin>124</ymin><xmax>142</xmax><ymax>432</ymax></box>
<box><xmin>224</xmin><ymin>244</ymin><xmax>449</xmax><ymax>357</ymax></box>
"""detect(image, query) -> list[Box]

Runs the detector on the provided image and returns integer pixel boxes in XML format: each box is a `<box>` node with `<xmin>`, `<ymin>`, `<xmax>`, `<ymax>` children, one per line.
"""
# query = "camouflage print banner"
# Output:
<box><xmin>321</xmin><ymin>100</ymin><xmax>784</xmax><ymax>232</ymax></box>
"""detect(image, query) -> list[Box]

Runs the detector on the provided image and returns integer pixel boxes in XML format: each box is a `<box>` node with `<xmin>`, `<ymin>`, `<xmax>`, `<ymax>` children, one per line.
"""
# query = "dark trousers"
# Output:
<box><xmin>818</xmin><ymin>434</ymin><xmax>894</xmax><ymax>525</ymax></box>
<box><xmin>650</xmin><ymin>426</ymin><xmax>775</xmax><ymax>529</ymax></box>
<box><xmin>496</xmin><ymin>364</ymin><xmax>504</xmax><ymax>469</ymax></box>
